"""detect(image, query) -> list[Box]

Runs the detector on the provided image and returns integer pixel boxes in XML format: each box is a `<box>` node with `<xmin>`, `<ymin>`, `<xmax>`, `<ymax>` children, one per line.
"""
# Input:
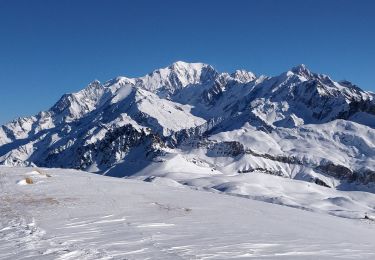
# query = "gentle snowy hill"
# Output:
<box><xmin>1</xmin><ymin>167</ymin><xmax>375</xmax><ymax>259</ymax></box>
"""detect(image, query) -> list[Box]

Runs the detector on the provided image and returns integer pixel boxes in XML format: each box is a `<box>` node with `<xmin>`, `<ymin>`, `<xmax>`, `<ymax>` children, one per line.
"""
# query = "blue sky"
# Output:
<box><xmin>0</xmin><ymin>0</ymin><xmax>374</xmax><ymax>124</ymax></box>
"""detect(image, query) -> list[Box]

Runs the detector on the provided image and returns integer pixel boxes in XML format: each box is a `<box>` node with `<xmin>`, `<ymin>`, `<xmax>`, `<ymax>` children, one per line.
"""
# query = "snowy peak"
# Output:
<box><xmin>168</xmin><ymin>61</ymin><xmax>218</xmax><ymax>85</ymax></box>
<box><xmin>237</xmin><ymin>63</ymin><xmax>375</xmax><ymax>128</ymax></box>
<box><xmin>230</xmin><ymin>69</ymin><xmax>257</xmax><ymax>83</ymax></box>
<box><xmin>50</xmin><ymin>80</ymin><xmax>110</xmax><ymax>122</ymax></box>
<box><xmin>168</xmin><ymin>61</ymin><xmax>211</xmax><ymax>72</ymax></box>
<box><xmin>291</xmin><ymin>63</ymin><xmax>309</xmax><ymax>72</ymax></box>
<box><xmin>290</xmin><ymin>64</ymin><xmax>312</xmax><ymax>78</ymax></box>
<box><xmin>136</xmin><ymin>61</ymin><xmax>218</xmax><ymax>97</ymax></box>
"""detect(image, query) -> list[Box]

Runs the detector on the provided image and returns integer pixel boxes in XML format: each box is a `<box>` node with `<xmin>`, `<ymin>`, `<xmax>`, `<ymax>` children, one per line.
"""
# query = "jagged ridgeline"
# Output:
<box><xmin>1</xmin><ymin>61</ymin><xmax>375</xmax><ymax>185</ymax></box>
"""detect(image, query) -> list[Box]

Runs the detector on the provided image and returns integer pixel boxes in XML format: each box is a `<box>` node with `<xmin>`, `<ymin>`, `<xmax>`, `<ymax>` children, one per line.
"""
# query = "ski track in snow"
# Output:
<box><xmin>1</xmin><ymin>167</ymin><xmax>375</xmax><ymax>259</ymax></box>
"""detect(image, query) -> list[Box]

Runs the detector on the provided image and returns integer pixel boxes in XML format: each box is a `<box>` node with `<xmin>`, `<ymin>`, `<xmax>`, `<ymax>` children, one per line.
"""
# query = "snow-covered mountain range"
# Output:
<box><xmin>1</xmin><ymin>61</ymin><xmax>375</xmax><ymax>215</ymax></box>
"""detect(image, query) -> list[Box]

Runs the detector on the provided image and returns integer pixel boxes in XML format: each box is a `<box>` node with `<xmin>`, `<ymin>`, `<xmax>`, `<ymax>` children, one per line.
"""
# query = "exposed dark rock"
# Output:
<box><xmin>351</xmin><ymin>169</ymin><xmax>375</xmax><ymax>185</ymax></box>
<box><xmin>208</xmin><ymin>141</ymin><xmax>245</xmax><ymax>157</ymax></box>
<box><xmin>42</xmin><ymin>124</ymin><xmax>165</xmax><ymax>171</ymax></box>
<box><xmin>337</xmin><ymin>99</ymin><xmax>375</xmax><ymax>120</ymax></box>
<box><xmin>315</xmin><ymin>163</ymin><xmax>353</xmax><ymax>179</ymax></box>
<box><xmin>238</xmin><ymin>167</ymin><xmax>287</xmax><ymax>177</ymax></box>
<box><xmin>245</xmin><ymin>149</ymin><xmax>303</xmax><ymax>165</ymax></box>
<box><xmin>312</xmin><ymin>178</ymin><xmax>331</xmax><ymax>188</ymax></box>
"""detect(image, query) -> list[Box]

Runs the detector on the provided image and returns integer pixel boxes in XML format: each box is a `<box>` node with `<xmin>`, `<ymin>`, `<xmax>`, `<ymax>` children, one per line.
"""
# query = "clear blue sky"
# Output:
<box><xmin>0</xmin><ymin>0</ymin><xmax>374</xmax><ymax>124</ymax></box>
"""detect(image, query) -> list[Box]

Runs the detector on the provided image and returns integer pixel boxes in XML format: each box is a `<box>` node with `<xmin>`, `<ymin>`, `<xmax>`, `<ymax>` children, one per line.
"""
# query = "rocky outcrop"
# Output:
<box><xmin>245</xmin><ymin>149</ymin><xmax>303</xmax><ymax>165</ymax></box>
<box><xmin>238</xmin><ymin>167</ymin><xmax>287</xmax><ymax>178</ymax></box>
<box><xmin>40</xmin><ymin>124</ymin><xmax>166</xmax><ymax>172</ymax></box>
<box><xmin>312</xmin><ymin>178</ymin><xmax>331</xmax><ymax>188</ymax></box>
<box><xmin>207</xmin><ymin>141</ymin><xmax>245</xmax><ymax>157</ymax></box>
<box><xmin>351</xmin><ymin>169</ymin><xmax>375</xmax><ymax>185</ymax></box>
<box><xmin>315</xmin><ymin>163</ymin><xmax>353</xmax><ymax>180</ymax></box>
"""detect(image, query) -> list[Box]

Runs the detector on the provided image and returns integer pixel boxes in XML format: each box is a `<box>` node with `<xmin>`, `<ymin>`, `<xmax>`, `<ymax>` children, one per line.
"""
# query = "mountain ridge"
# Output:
<box><xmin>1</xmin><ymin>62</ymin><xmax>375</xmax><ymax>194</ymax></box>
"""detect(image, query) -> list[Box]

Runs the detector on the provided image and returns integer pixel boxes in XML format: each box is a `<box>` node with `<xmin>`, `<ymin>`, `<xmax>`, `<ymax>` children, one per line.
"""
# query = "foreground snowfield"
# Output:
<box><xmin>1</xmin><ymin>167</ymin><xmax>375</xmax><ymax>259</ymax></box>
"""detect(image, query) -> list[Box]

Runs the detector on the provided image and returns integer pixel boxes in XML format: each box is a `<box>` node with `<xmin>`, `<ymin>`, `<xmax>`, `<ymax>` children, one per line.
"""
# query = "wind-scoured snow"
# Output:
<box><xmin>1</xmin><ymin>167</ymin><xmax>375</xmax><ymax>260</ymax></box>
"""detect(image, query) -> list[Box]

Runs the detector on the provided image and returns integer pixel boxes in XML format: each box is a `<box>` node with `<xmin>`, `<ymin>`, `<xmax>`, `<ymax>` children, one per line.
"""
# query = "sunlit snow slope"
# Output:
<box><xmin>1</xmin><ymin>167</ymin><xmax>375</xmax><ymax>260</ymax></box>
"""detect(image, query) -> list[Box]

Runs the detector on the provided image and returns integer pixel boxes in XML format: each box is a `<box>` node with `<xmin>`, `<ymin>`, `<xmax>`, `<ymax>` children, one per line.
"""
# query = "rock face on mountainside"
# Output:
<box><xmin>1</xmin><ymin>61</ymin><xmax>375</xmax><ymax>187</ymax></box>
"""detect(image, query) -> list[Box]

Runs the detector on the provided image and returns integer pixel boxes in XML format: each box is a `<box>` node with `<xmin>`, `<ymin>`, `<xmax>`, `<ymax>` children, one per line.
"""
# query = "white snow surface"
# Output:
<box><xmin>1</xmin><ymin>166</ymin><xmax>375</xmax><ymax>260</ymax></box>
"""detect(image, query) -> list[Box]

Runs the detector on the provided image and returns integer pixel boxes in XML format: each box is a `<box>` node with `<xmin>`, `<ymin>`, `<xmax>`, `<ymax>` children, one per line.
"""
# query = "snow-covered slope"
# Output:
<box><xmin>1</xmin><ymin>61</ymin><xmax>375</xmax><ymax>217</ymax></box>
<box><xmin>1</xmin><ymin>166</ymin><xmax>375</xmax><ymax>259</ymax></box>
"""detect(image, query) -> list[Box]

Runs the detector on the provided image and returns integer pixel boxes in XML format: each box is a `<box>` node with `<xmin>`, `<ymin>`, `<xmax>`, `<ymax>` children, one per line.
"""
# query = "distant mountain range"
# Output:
<box><xmin>1</xmin><ymin>61</ymin><xmax>375</xmax><ymax>189</ymax></box>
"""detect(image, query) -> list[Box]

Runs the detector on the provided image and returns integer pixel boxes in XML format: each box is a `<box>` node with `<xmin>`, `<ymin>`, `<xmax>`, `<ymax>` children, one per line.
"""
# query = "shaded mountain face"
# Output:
<box><xmin>1</xmin><ymin>61</ymin><xmax>375</xmax><ymax>187</ymax></box>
